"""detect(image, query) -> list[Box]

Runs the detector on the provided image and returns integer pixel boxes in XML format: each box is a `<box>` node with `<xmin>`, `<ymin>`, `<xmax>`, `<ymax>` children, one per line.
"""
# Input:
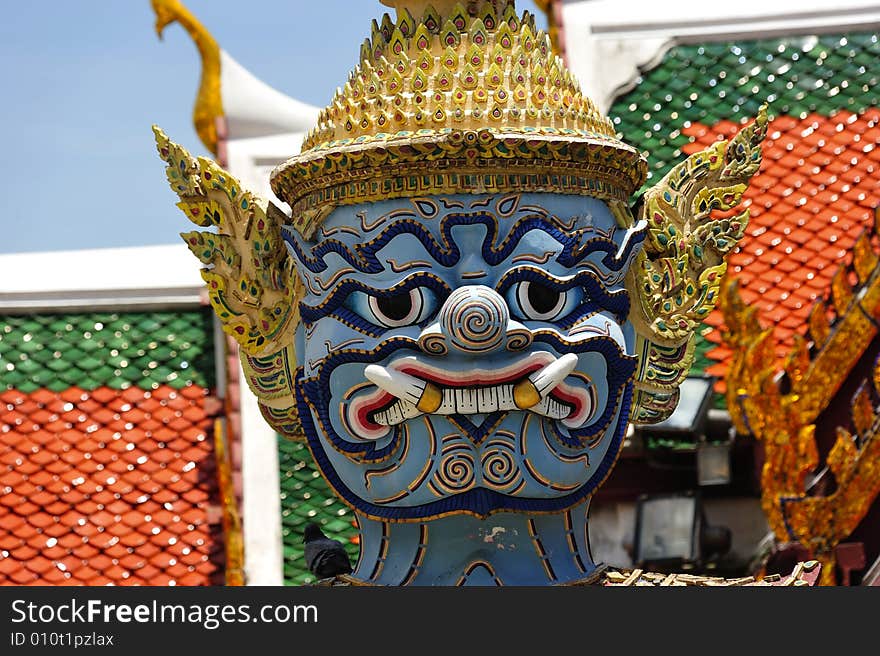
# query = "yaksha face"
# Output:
<box><xmin>156</xmin><ymin>0</ymin><xmax>766</xmax><ymax>584</ymax></box>
<box><xmin>286</xmin><ymin>192</ymin><xmax>645</xmax><ymax>520</ymax></box>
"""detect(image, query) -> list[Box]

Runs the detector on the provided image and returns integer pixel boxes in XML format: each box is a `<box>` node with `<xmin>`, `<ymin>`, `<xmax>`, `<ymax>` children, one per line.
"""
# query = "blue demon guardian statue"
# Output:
<box><xmin>155</xmin><ymin>0</ymin><xmax>767</xmax><ymax>585</ymax></box>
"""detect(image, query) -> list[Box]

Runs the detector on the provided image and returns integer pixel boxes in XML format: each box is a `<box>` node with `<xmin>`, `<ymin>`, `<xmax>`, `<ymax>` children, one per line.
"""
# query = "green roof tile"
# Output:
<box><xmin>609</xmin><ymin>31</ymin><xmax>880</xmax><ymax>413</ymax></box>
<box><xmin>0</xmin><ymin>310</ymin><xmax>216</xmax><ymax>392</ymax></box>
<box><xmin>278</xmin><ymin>436</ymin><xmax>358</xmax><ymax>585</ymax></box>
<box><xmin>609</xmin><ymin>31</ymin><xmax>880</xmax><ymax>195</ymax></box>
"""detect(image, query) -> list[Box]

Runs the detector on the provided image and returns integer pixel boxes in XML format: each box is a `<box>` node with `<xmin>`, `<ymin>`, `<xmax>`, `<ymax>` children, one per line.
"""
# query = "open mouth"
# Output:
<box><xmin>345</xmin><ymin>352</ymin><xmax>596</xmax><ymax>440</ymax></box>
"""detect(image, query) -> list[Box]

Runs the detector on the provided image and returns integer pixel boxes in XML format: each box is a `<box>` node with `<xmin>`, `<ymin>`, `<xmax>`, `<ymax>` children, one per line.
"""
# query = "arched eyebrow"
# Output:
<box><xmin>496</xmin><ymin>266</ymin><xmax>631</xmax><ymax>326</ymax></box>
<box><xmin>285</xmin><ymin>212</ymin><xmax>638</xmax><ymax>274</ymax></box>
<box><xmin>298</xmin><ymin>271</ymin><xmax>451</xmax><ymax>328</ymax></box>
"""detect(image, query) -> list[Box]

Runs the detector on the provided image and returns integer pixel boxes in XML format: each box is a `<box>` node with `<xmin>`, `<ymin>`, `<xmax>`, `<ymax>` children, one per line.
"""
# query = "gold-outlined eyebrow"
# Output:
<box><xmin>324</xmin><ymin>338</ymin><xmax>365</xmax><ymax>353</ymax></box>
<box><xmin>512</xmin><ymin>251</ymin><xmax>556</xmax><ymax>265</ymax></box>
<box><xmin>575</xmin><ymin>261</ymin><xmax>619</xmax><ymax>284</ymax></box>
<box><xmin>386</xmin><ymin>258</ymin><xmax>433</xmax><ymax>273</ymax></box>
<box><xmin>321</xmin><ymin>225</ymin><xmax>361</xmax><ymax>238</ymax></box>
<box><xmin>468</xmin><ymin>197</ymin><xmax>492</xmax><ymax>208</ymax></box>
<box><xmin>316</xmin><ymin>267</ymin><xmax>357</xmax><ymax>291</ymax></box>
<box><xmin>518</xmin><ymin>205</ymin><xmax>579</xmax><ymax>231</ymax></box>
<box><xmin>289</xmin><ymin>209</ymin><xmax>604</xmax><ymax>274</ymax></box>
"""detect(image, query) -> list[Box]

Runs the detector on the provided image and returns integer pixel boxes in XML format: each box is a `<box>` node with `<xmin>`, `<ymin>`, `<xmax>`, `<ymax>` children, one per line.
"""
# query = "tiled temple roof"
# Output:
<box><xmin>609</xmin><ymin>32</ymin><xmax>880</xmax><ymax>393</ymax></box>
<box><xmin>1</xmin><ymin>313</ymin><xmax>214</xmax><ymax>392</ymax></box>
<box><xmin>0</xmin><ymin>310</ymin><xmax>225</xmax><ymax>585</ymax></box>
<box><xmin>278</xmin><ymin>437</ymin><xmax>358</xmax><ymax>585</ymax></box>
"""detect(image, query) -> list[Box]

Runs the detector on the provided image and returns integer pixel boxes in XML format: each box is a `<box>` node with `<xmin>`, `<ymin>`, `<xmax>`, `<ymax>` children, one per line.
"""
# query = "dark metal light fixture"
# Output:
<box><xmin>633</xmin><ymin>491</ymin><xmax>731</xmax><ymax>572</ymax></box>
<box><xmin>696</xmin><ymin>439</ymin><xmax>732</xmax><ymax>486</ymax></box>
<box><xmin>633</xmin><ymin>492</ymin><xmax>701</xmax><ymax>569</ymax></box>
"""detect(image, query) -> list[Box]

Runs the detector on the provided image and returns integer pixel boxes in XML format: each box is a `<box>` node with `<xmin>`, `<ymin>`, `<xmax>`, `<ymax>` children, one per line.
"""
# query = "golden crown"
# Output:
<box><xmin>270</xmin><ymin>0</ymin><xmax>647</xmax><ymax>237</ymax></box>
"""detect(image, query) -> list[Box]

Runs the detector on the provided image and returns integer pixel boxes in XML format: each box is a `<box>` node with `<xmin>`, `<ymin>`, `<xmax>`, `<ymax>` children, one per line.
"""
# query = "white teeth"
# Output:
<box><xmin>531</xmin><ymin>395</ymin><xmax>570</xmax><ymax>420</ymax></box>
<box><xmin>477</xmin><ymin>386</ymin><xmax>498</xmax><ymax>413</ymax></box>
<box><xmin>528</xmin><ymin>353</ymin><xmax>578</xmax><ymax>398</ymax></box>
<box><xmin>364</xmin><ymin>365</ymin><xmax>426</xmax><ymax>406</ymax></box>
<box><xmin>437</xmin><ymin>389</ymin><xmax>457</xmax><ymax>414</ymax></box>
<box><xmin>373</xmin><ymin>399</ymin><xmax>422</xmax><ymax>426</ymax></box>
<box><xmin>364</xmin><ymin>355</ymin><xmax>581</xmax><ymax>425</ymax></box>
<box><xmin>370</xmin><ymin>387</ymin><xmax>573</xmax><ymax>425</ymax></box>
<box><xmin>497</xmin><ymin>384</ymin><xmax>516</xmax><ymax>410</ymax></box>
<box><xmin>454</xmin><ymin>388</ymin><xmax>478</xmax><ymax>414</ymax></box>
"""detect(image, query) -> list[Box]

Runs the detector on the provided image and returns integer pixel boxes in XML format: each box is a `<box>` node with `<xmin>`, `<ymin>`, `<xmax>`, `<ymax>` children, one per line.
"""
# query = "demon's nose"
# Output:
<box><xmin>419</xmin><ymin>285</ymin><xmax>532</xmax><ymax>355</ymax></box>
<box><xmin>441</xmin><ymin>285</ymin><xmax>508</xmax><ymax>354</ymax></box>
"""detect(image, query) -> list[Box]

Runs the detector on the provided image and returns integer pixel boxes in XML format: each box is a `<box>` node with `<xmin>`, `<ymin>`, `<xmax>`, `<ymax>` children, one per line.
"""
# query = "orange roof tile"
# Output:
<box><xmin>0</xmin><ymin>385</ymin><xmax>223</xmax><ymax>586</ymax></box>
<box><xmin>682</xmin><ymin>109</ymin><xmax>879</xmax><ymax>377</ymax></box>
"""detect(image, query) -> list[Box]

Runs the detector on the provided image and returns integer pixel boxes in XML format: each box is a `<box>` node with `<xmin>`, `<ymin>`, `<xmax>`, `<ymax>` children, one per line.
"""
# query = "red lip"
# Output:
<box><xmin>396</xmin><ymin>360</ymin><xmax>545</xmax><ymax>388</ymax></box>
<box><xmin>345</xmin><ymin>352</ymin><xmax>595</xmax><ymax>438</ymax></box>
<box><xmin>356</xmin><ymin>390</ymin><xmax>394</xmax><ymax>433</ymax></box>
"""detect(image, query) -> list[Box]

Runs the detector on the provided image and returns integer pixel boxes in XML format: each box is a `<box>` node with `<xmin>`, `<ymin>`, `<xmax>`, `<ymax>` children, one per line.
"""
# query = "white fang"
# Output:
<box><xmin>364</xmin><ymin>365</ymin><xmax>426</xmax><ymax>406</ymax></box>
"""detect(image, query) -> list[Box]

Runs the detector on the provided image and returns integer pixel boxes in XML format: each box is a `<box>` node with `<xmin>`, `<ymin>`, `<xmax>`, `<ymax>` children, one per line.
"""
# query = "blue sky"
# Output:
<box><xmin>1</xmin><ymin>1</ymin><xmax>544</xmax><ymax>255</ymax></box>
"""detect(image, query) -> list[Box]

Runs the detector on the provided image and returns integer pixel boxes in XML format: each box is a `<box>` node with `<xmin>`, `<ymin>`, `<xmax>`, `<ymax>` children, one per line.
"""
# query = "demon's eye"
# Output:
<box><xmin>347</xmin><ymin>287</ymin><xmax>435</xmax><ymax>328</ymax></box>
<box><xmin>370</xmin><ymin>288</ymin><xmax>425</xmax><ymax>327</ymax></box>
<box><xmin>511</xmin><ymin>280</ymin><xmax>570</xmax><ymax>321</ymax></box>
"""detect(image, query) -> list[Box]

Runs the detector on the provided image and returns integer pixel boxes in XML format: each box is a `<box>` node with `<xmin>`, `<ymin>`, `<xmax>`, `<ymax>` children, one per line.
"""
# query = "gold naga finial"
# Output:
<box><xmin>720</xmin><ymin>216</ymin><xmax>880</xmax><ymax>584</ymax></box>
<box><xmin>151</xmin><ymin>0</ymin><xmax>223</xmax><ymax>155</ymax></box>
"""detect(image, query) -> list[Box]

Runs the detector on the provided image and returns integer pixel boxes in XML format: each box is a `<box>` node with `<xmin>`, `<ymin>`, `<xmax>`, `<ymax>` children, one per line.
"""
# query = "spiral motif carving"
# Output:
<box><xmin>440</xmin><ymin>285</ymin><xmax>509</xmax><ymax>354</ymax></box>
<box><xmin>418</xmin><ymin>332</ymin><xmax>448</xmax><ymax>356</ymax></box>
<box><xmin>505</xmin><ymin>328</ymin><xmax>533</xmax><ymax>352</ymax></box>
<box><xmin>433</xmin><ymin>449</ymin><xmax>476</xmax><ymax>493</ymax></box>
<box><xmin>481</xmin><ymin>445</ymin><xmax>522</xmax><ymax>491</ymax></box>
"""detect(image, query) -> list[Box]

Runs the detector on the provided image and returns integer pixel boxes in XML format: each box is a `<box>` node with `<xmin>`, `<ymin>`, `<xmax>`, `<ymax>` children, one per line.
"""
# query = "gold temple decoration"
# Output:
<box><xmin>626</xmin><ymin>105</ymin><xmax>768</xmax><ymax>422</ymax></box>
<box><xmin>153</xmin><ymin>0</ymin><xmax>767</xmax><ymax>430</ymax></box>
<box><xmin>721</xmin><ymin>211</ymin><xmax>880</xmax><ymax>585</ymax></box>
<box><xmin>151</xmin><ymin>0</ymin><xmax>223</xmax><ymax>155</ymax></box>
<box><xmin>270</xmin><ymin>0</ymin><xmax>647</xmax><ymax>238</ymax></box>
<box><xmin>531</xmin><ymin>0</ymin><xmax>562</xmax><ymax>59</ymax></box>
<box><xmin>214</xmin><ymin>417</ymin><xmax>245</xmax><ymax>586</ymax></box>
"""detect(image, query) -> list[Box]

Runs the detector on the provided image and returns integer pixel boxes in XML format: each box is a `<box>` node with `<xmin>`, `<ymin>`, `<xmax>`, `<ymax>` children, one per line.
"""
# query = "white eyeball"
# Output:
<box><xmin>515</xmin><ymin>281</ymin><xmax>567</xmax><ymax>321</ymax></box>
<box><xmin>368</xmin><ymin>287</ymin><xmax>426</xmax><ymax>327</ymax></box>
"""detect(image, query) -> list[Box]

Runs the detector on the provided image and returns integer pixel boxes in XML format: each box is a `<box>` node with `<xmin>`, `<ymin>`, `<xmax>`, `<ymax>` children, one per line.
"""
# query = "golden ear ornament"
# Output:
<box><xmin>626</xmin><ymin>105</ymin><xmax>769</xmax><ymax>423</ymax></box>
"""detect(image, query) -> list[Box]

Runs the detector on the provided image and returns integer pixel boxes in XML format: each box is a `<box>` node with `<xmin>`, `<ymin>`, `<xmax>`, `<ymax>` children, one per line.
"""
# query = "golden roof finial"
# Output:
<box><xmin>380</xmin><ymin>0</ymin><xmax>463</xmax><ymax>18</ymax></box>
<box><xmin>151</xmin><ymin>0</ymin><xmax>223</xmax><ymax>155</ymax></box>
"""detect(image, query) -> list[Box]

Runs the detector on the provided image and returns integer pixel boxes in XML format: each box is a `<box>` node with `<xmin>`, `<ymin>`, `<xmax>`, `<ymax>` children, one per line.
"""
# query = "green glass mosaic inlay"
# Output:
<box><xmin>610</xmin><ymin>32</ymin><xmax>880</xmax><ymax>194</ymax></box>
<box><xmin>278</xmin><ymin>436</ymin><xmax>359</xmax><ymax>585</ymax></box>
<box><xmin>0</xmin><ymin>310</ymin><xmax>216</xmax><ymax>392</ymax></box>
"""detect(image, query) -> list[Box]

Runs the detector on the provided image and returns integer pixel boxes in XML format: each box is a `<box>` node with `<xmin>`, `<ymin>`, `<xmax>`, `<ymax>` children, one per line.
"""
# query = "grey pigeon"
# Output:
<box><xmin>303</xmin><ymin>522</ymin><xmax>353</xmax><ymax>579</ymax></box>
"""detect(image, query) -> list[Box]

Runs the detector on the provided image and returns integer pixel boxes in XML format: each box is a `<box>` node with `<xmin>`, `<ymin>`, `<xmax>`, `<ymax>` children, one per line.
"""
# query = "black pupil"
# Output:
<box><xmin>377</xmin><ymin>292</ymin><xmax>413</xmax><ymax>321</ymax></box>
<box><xmin>528</xmin><ymin>283</ymin><xmax>560</xmax><ymax>315</ymax></box>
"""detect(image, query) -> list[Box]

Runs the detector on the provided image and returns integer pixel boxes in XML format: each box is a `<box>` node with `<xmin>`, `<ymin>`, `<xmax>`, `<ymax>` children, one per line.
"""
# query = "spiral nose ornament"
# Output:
<box><xmin>439</xmin><ymin>285</ymin><xmax>509</xmax><ymax>354</ymax></box>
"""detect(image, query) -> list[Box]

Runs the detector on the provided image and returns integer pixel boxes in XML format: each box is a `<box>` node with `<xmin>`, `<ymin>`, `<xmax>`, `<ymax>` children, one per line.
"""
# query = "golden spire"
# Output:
<box><xmin>151</xmin><ymin>0</ymin><xmax>223</xmax><ymax>155</ymax></box>
<box><xmin>531</xmin><ymin>0</ymin><xmax>562</xmax><ymax>58</ymax></box>
<box><xmin>271</xmin><ymin>0</ymin><xmax>645</xmax><ymax>238</ymax></box>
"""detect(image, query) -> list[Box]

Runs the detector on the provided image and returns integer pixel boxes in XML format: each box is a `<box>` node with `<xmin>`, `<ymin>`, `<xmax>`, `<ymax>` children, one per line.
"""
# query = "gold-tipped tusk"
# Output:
<box><xmin>417</xmin><ymin>382</ymin><xmax>443</xmax><ymax>413</ymax></box>
<box><xmin>513</xmin><ymin>379</ymin><xmax>541</xmax><ymax>410</ymax></box>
